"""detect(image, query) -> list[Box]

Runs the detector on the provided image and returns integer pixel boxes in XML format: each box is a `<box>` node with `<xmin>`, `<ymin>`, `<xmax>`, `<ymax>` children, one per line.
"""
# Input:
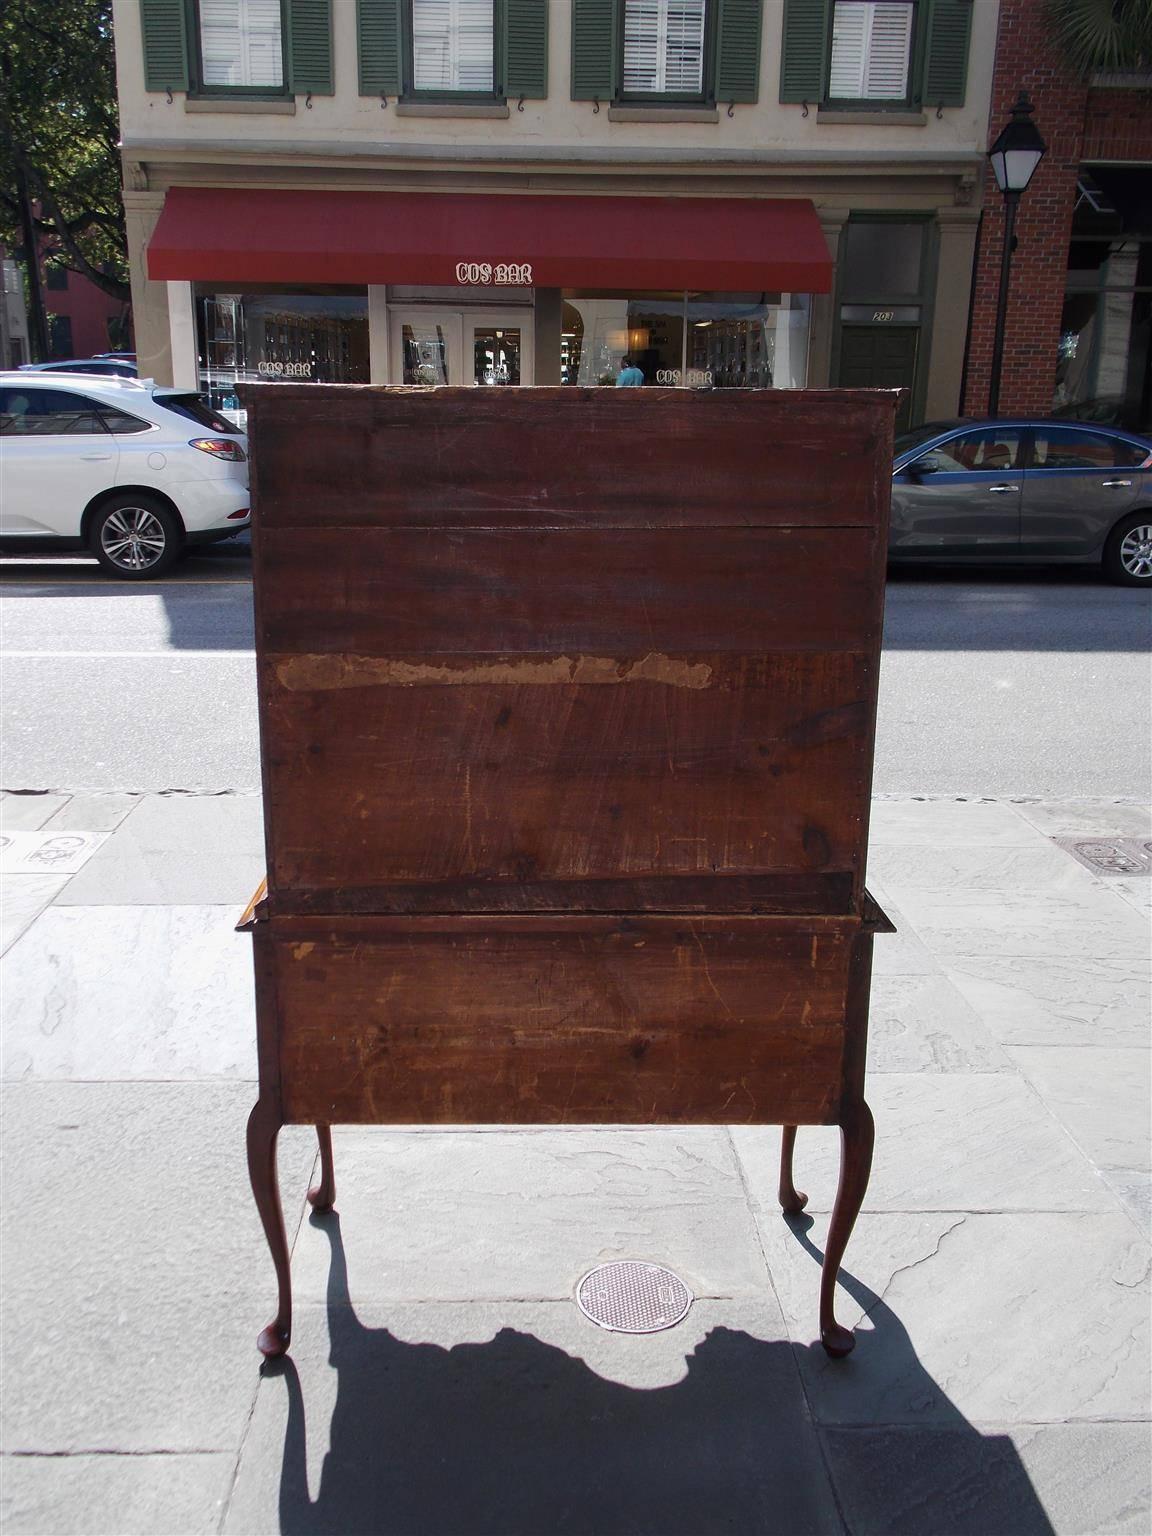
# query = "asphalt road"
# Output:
<box><xmin>1</xmin><ymin>545</ymin><xmax>1149</xmax><ymax>797</ymax></box>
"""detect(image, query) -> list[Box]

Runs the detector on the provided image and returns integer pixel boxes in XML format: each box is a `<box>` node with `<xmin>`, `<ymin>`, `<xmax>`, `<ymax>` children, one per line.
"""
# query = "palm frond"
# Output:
<box><xmin>1046</xmin><ymin>0</ymin><xmax>1152</xmax><ymax>75</ymax></box>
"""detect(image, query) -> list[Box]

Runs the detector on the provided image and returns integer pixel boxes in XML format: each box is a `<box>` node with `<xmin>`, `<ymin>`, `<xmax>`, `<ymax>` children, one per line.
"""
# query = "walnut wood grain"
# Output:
<box><xmin>260</xmin><ymin>916</ymin><xmax>861</xmax><ymax>1127</ymax></box>
<box><xmin>246</xmin><ymin>386</ymin><xmax>892</xmax><ymax>531</ymax></box>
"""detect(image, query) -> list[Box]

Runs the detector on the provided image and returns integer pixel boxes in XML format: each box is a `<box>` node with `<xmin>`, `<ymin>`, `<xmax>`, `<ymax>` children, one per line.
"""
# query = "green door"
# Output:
<box><xmin>837</xmin><ymin>326</ymin><xmax>919</xmax><ymax>431</ymax></box>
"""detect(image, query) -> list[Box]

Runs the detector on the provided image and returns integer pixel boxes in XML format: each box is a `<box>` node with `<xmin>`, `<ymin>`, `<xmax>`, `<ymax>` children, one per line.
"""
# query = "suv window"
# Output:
<box><xmin>1032</xmin><ymin>427</ymin><xmax>1145</xmax><ymax>469</ymax></box>
<box><xmin>158</xmin><ymin>394</ymin><xmax>237</xmax><ymax>434</ymax></box>
<box><xmin>0</xmin><ymin>388</ymin><xmax>109</xmax><ymax>436</ymax></box>
<box><xmin>922</xmin><ymin>429</ymin><xmax>1023</xmax><ymax>474</ymax></box>
<box><xmin>98</xmin><ymin>407</ymin><xmax>153</xmax><ymax>434</ymax></box>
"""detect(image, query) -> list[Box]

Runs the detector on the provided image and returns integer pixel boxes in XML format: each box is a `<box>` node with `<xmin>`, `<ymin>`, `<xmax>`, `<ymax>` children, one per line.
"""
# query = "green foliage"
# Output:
<box><xmin>1046</xmin><ymin>0</ymin><xmax>1152</xmax><ymax>76</ymax></box>
<box><xmin>0</xmin><ymin>0</ymin><xmax>129</xmax><ymax>301</ymax></box>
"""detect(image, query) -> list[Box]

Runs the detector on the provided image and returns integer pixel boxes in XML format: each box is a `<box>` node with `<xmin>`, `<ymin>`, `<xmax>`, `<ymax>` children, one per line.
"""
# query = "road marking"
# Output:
<box><xmin>1</xmin><ymin>649</ymin><xmax>256</xmax><ymax>658</ymax></box>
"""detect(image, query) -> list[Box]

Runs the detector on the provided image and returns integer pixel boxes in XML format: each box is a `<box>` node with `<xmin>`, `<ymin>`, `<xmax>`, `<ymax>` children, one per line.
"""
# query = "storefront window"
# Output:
<box><xmin>1058</xmin><ymin>170</ymin><xmax>1152</xmax><ymax>432</ymax></box>
<box><xmin>561</xmin><ymin>292</ymin><xmax>809</xmax><ymax>388</ymax></box>
<box><xmin>197</xmin><ymin>291</ymin><xmax>370</xmax><ymax>410</ymax></box>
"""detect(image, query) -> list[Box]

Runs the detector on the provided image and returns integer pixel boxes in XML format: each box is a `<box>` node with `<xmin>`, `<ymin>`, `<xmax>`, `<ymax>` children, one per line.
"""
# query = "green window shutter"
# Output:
<box><xmin>779</xmin><ymin>0</ymin><xmax>829</xmax><ymax>103</ymax></box>
<box><xmin>571</xmin><ymin>0</ymin><xmax>616</xmax><ymax>100</ymax></box>
<box><xmin>715</xmin><ymin>0</ymin><xmax>763</xmax><ymax>103</ymax></box>
<box><xmin>357</xmin><ymin>0</ymin><xmax>403</xmax><ymax>95</ymax></box>
<box><xmin>504</xmin><ymin>0</ymin><xmax>549</xmax><ymax>98</ymax></box>
<box><xmin>139</xmin><ymin>0</ymin><xmax>189</xmax><ymax>92</ymax></box>
<box><xmin>289</xmin><ymin>0</ymin><xmax>334</xmax><ymax>95</ymax></box>
<box><xmin>921</xmin><ymin>0</ymin><xmax>971</xmax><ymax>108</ymax></box>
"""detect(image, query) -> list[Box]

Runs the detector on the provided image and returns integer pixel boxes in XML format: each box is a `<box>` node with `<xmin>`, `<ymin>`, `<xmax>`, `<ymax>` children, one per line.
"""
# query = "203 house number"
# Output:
<box><xmin>455</xmin><ymin>261</ymin><xmax>534</xmax><ymax>286</ymax></box>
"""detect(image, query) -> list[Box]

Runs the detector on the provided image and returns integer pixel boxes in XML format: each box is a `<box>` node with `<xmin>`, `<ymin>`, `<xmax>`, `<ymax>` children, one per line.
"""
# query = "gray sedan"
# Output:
<box><xmin>890</xmin><ymin>419</ymin><xmax>1152</xmax><ymax>585</ymax></box>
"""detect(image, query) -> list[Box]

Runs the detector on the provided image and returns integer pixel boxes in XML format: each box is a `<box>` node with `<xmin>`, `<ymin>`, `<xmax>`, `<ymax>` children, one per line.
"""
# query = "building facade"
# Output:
<box><xmin>964</xmin><ymin>0</ymin><xmax>1151</xmax><ymax>430</ymax></box>
<box><xmin>115</xmin><ymin>0</ymin><xmax>999</xmax><ymax>425</ymax></box>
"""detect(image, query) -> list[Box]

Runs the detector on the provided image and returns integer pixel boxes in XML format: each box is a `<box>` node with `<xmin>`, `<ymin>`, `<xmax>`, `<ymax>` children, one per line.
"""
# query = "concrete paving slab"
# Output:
<box><xmin>895</xmin><ymin>893</ymin><xmax>1149</xmax><ymax>961</ymax></box>
<box><xmin>945</xmin><ymin>953</ymin><xmax>1152</xmax><ymax>1047</ymax></box>
<box><xmin>868</xmin><ymin>841</ymin><xmax>1113</xmax><ymax>897</ymax></box>
<box><xmin>761</xmin><ymin>1210</ymin><xmax>1151</xmax><ymax>1425</ymax></box>
<box><xmin>731</xmin><ymin>1075</ymin><xmax>1105</xmax><ymax>1215</ymax></box>
<box><xmin>1007</xmin><ymin>1046</ymin><xmax>1152</xmax><ymax>1174</ymax></box>
<box><xmin>1</xmin><ymin>906</ymin><xmax>255</xmax><ymax>1081</ymax></box>
<box><xmin>868</xmin><ymin>800</ymin><xmax>1042</xmax><ymax>847</ymax></box>
<box><xmin>1101</xmin><ymin>1169</ymin><xmax>1152</xmax><ymax>1233</ymax></box>
<box><xmin>866</xmin><ymin>903</ymin><xmax>940</xmax><ymax>977</ymax></box>
<box><xmin>58</xmin><ymin>795</ymin><xmax>264</xmax><ymax>906</ymax></box>
<box><xmin>0</xmin><ymin>1450</ymin><xmax>234</xmax><ymax>1536</ymax></box>
<box><xmin>1112</xmin><ymin>876</ymin><xmax>1152</xmax><ymax>915</ymax></box>
<box><xmin>42</xmin><ymin>792</ymin><xmax>142</xmax><ymax>832</ymax></box>
<box><xmin>0</xmin><ymin>795</ymin><xmax>70</xmax><ymax>831</ymax></box>
<box><xmin>288</xmin><ymin>1127</ymin><xmax>768</xmax><ymax>1304</ymax></box>
<box><xmin>821</xmin><ymin>1421</ymin><xmax>1152</xmax><ymax>1536</ymax></box>
<box><xmin>0</xmin><ymin>1082</ymin><xmax>314</xmax><ymax>1452</ymax></box>
<box><xmin>225</xmin><ymin>1288</ymin><xmax>841</xmax><ymax>1536</ymax></box>
<box><xmin>867</xmin><ymin>974</ymin><xmax>1013</xmax><ymax>1074</ymax></box>
<box><xmin>1011</xmin><ymin>800</ymin><xmax>1152</xmax><ymax>840</ymax></box>
<box><xmin>0</xmin><ymin>875</ymin><xmax>67</xmax><ymax>959</ymax></box>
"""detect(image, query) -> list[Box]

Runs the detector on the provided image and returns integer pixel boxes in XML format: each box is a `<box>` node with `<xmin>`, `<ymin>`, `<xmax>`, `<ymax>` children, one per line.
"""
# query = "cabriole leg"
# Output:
<box><xmin>819</xmin><ymin>1099</ymin><xmax>874</xmax><ymax>1358</ymax></box>
<box><xmin>778</xmin><ymin>1124</ymin><xmax>808</xmax><ymax>1214</ymax></box>
<box><xmin>247</xmin><ymin>1097</ymin><xmax>292</xmax><ymax>1358</ymax></box>
<box><xmin>308</xmin><ymin>1124</ymin><xmax>336</xmax><ymax>1213</ymax></box>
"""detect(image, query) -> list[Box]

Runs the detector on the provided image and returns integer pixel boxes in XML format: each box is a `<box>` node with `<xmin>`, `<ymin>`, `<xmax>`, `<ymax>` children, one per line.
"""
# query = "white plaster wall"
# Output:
<box><xmin>113</xmin><ymin>0</ymin><xmax>1000</xmax><ymax>162</ymax></box>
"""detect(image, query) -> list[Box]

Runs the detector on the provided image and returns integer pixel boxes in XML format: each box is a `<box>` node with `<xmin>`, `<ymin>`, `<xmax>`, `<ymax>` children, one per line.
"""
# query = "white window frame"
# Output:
<box><xmin>197</xmin><ymin>0</ymin><xmax>286</xmax><ymax>92</ymax></box>
<box><xmin>828</xmin><ymin>1</ymin><xmax>915</xmax><ymax>103</ymax></box>
<box><xmin>621</xmin><ymin>0</ymin><xmax>709</xmax><ymax>99</ymax></box>
<box><xmin>410</xmin><ymin>0</ymin><xmax>496</xmax><ymax>96</ymax></box>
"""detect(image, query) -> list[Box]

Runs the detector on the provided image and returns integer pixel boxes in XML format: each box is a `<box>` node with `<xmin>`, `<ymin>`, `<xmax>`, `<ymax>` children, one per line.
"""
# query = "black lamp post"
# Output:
<box><xmin>986</xmin><ymin>92</ymin><xmax>1047</xmax><ymax>417</ymax></box>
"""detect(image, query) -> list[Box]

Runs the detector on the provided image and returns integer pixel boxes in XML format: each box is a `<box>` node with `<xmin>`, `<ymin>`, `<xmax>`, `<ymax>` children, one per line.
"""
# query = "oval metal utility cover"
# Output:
<box><xmin>576</xmin><ymin>1261</ymin><xmax>693</xmax><ymax>1334</ymax></box>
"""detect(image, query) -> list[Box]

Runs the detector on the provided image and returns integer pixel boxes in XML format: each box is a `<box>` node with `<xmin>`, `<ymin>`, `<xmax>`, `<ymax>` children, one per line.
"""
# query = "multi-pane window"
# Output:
<box><xmin>199</xmin><ymin>0</ymin><xmax>284</xmax><ymax>89</ymax></box>
<box><xmin>411</xmin><ymin>0</ymin><xmax>495</xmax><ymax>93</ymax></box>
<box><xmin>829</xmin><ymin>2</ymin><xmax>913</xmax><ymax>101</ymax></box>
<box><xmin>623</xmin><ymin>0</ymin><xmax>707</xmax><ymax>96</ymax></box>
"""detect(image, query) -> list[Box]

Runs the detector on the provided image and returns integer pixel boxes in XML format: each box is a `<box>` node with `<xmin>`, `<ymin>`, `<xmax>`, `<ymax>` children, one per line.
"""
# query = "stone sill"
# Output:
<box><xmin>817</xmin><ymin>109</ymin><xmax>928</xmax><ymax>126</ymax></box>
<box><xmin>395</xmin><ymin>102</ymin><xmax>511</xmax><ymax>118</ymax></box>
<box><xmin>608</xmin><ymin>106</ymin><xmax>720</xmax><ymax>123</ymax></box>
<box><xmin>185</xmin><ymin>97</ymin><xmax>296</xmax><ymax>115</ymax></box>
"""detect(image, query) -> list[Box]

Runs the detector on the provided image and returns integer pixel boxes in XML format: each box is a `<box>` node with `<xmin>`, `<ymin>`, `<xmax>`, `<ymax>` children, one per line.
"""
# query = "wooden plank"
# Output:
<box><xmin>260</xmin><ymin>650</ymin><xmax>873</xmax><ymax>907</ymax></box>
<box><xmin>268</xmin><ymin>916</ymin><xmax>857</xmax><ymax>1124</ymax></box>
<box><xmin>246</xmin><ymin>385</ymin><xmax>897</xmax><ymax>530</ymax></box>
<box><xmin>255</xmin><ymin>527</ymin><xmax>879</xmax><ymax>657</ymax></box>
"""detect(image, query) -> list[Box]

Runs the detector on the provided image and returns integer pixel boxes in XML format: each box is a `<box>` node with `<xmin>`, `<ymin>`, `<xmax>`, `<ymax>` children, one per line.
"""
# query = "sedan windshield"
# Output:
<box><xmin>893</xmin><ymin>423</ymin><xmax>960</xmax><ymax>460</ymax></box>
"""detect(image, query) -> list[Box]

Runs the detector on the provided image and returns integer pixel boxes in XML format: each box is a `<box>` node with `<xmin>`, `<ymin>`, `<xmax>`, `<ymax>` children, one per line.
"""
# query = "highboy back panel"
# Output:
<box><xmin>248</xmin><ymin>387</ymin><xmax>893</xmax><ymax>921</ymax></box>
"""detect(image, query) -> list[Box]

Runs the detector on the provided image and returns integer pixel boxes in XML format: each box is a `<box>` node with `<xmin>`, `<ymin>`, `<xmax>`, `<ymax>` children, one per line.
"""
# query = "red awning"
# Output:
<box><xmin>146</xmin><ymin>188</ymin><xmax>831</xmax><ymax>293</ymax></box>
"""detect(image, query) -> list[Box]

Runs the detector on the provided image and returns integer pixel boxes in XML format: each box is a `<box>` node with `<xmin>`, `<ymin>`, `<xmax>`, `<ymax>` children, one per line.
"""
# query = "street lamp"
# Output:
<box><xmin>986</xmin><ymin>92</ymin><xmax>1047</xmax><ymax>417</ymax></box>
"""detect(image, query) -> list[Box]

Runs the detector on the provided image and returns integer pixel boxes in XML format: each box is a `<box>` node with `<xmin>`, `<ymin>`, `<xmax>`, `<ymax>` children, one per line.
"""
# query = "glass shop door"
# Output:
<box><xmin>390</xmin><ymin>309</ymin><xmax>532</xmax><ymax>386</ymax></box>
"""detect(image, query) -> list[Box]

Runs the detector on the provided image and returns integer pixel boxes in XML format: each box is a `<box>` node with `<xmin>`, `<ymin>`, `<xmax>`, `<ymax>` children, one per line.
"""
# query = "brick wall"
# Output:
<box><xmin>963</xmin><ymin>0</ymin><xmax>1087</xmax><ymax>418</ymax></box>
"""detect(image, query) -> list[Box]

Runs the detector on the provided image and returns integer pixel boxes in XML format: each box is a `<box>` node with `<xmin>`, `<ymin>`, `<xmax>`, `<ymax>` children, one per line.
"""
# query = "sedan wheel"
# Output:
<box><xmin>1119</xmin><ymin>524</ymin><xmax>1152</xmax><ymax>581</ymax></box>
<box><xmin>90</xmin><ymin>497</ymin><xmax>182</xmax><ymax>579</ymax></box>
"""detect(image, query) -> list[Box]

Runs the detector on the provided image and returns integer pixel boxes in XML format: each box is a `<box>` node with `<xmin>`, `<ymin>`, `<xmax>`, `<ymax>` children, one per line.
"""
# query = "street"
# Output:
<box><xmin>1</xmin><ymin>550</ymin><xmax>1149</xmax><ymax>798</ymax></box>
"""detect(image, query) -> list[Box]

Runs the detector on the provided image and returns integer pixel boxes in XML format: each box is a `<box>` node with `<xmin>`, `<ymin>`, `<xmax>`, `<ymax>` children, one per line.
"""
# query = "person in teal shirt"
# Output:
<box><xmin>615</xmin><ymin>355</ymin><xmax>645</xmax><ymax>387</ymax></box>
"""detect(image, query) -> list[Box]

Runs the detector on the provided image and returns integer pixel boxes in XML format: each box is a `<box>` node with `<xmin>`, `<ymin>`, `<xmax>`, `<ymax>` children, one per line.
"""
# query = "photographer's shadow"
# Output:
<box><xmin>263</xmin><ymin>1212</ymin><xmax>1054</xmax><ymax>1536</ymax></box>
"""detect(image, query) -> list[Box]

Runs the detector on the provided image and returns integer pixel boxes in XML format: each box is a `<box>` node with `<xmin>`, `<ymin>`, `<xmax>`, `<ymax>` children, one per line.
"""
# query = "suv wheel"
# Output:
<box><xmin>90</xmin><ymin>495</ymin><xmax>182</xmax><ymax>579</ymax></box>
<box><xmin>1103</xmin><ymin>513</ymin><xmax>1152</xmax><ymax>586</ymax></box>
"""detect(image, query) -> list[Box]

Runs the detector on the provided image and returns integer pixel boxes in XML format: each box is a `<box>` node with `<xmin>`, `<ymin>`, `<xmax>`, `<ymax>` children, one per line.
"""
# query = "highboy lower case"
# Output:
<box><xmin>238</xmin><ymin>386</ymin><xmax>896</xmax><ymax>1359</ymax></box>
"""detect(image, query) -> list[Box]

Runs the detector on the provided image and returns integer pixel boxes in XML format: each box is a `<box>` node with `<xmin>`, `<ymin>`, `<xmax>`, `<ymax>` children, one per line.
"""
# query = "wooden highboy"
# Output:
<box><xmin>239</xmin><ymin>385</ymin><xmax>895</xmax><ymax>1359</ymax></box>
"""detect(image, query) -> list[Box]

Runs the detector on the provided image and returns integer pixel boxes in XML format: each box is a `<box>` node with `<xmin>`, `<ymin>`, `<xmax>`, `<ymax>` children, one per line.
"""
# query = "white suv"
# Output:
<box><xmin>0</xmin><ymin>372</ymin><xmax>250</xmax><ymax>578</ymax></box>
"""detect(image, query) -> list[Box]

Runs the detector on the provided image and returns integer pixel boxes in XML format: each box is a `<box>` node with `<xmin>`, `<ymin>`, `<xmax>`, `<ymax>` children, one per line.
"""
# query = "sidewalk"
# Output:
<box><xmin>1</xmin><ymin>791</ymin><xmax>1148</xmax><ymax>1536</ymax></box>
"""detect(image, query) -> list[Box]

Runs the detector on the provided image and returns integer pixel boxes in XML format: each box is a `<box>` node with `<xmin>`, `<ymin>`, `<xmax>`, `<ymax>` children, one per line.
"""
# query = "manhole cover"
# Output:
<box><xmin>576</xmin><ymin>1261</ymin><xmax>693</xmax><ymax>1334</ymax></box>
<box><xmin>1054</xmin><ymin>837</ymin><xmax>1152</xmax><ymax>876</ymax></box>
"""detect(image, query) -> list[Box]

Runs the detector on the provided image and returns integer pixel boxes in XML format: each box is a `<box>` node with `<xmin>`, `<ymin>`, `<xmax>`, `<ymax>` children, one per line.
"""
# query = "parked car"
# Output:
<box><xmin>0</xmin><ymin>372</ymin><xmax>249</xmax><ymax>578</ymax></box>
<box><xmin>19</xmin><ymin>357</ymin><xmax>138</xmax><ymax>379</ymax></box>
<box><xmin>891</xmin><ymin>419</ymin><xmax>1152</xmax><ymax>585</ymax></box>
